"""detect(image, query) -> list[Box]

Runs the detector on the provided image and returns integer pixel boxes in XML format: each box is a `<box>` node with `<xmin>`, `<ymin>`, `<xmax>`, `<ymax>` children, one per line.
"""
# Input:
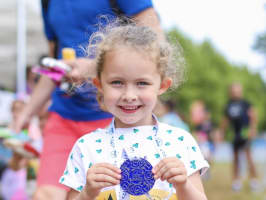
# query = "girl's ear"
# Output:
<box><xmin>158</xmin><ymin>77</ymin><xmax>172</xmax><ymax>95</ymax></box>
<box><xmin>92</xmin><ymin>78</ymin><xmax>103</xmax><ymax>92</ymax></box>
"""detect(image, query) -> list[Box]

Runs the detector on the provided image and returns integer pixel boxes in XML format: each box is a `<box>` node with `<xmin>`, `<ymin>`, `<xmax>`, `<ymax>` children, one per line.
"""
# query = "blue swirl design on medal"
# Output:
<box><xmin>120</xmin><ymin>158</ymin><xmax>155</xmax><ymax>196</ymax></box>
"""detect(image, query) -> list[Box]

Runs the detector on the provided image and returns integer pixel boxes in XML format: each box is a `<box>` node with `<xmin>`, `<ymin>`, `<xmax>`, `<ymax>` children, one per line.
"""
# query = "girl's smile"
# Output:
<box><xmin>118</xmin><ymin>105</ymin><xmax>142</xmax><ymax>114</ymax></box>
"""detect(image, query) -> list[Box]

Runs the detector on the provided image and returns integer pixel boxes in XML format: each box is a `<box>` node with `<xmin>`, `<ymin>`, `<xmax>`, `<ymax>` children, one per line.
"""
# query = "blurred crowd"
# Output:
<box><xmin>0</xmin><ymin>67</ymin><xmax>49</xmax><ymax>199</ymax></box>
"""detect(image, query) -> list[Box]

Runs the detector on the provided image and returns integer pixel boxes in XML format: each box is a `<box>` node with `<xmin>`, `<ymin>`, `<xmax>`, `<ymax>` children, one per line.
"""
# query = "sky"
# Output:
<box><xmin>152</xmin><ymin>0</ymin><xmax>266</xmax><ymax>79</ymax></box>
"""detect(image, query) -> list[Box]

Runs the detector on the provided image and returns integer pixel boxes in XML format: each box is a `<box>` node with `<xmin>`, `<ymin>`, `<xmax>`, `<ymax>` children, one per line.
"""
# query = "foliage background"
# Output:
<box><xmin>164</xmin><ymin>29</ymin><xmax>266</xmax><ymax>131</ymax></box>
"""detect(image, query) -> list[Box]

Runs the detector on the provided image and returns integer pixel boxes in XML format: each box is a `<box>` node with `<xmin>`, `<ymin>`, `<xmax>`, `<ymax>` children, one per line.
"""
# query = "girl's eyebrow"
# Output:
<box><xmin>106</xmin><ymin>75</ymin><xmax>124</xmax><ymax>79</ymax></box>
<box><xmin>135</xmin><ymin>78</ymin><xmax>153</xmax><ymax>82</ymax></box>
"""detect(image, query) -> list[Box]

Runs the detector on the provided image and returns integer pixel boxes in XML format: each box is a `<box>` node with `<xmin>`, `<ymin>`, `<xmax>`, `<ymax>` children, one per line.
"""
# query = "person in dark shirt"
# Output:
<box><xmin>220</xmin><ymin>82</ymin><xmax>258</xmax><ymax>191</ymax></box>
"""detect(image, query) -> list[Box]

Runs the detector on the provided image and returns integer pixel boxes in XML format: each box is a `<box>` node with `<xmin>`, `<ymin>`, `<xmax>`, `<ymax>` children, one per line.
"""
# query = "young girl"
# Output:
<box><xmin>59</xmin><ymin>23</ymin><xmax>209</xmax><ymax>200</ymax></box>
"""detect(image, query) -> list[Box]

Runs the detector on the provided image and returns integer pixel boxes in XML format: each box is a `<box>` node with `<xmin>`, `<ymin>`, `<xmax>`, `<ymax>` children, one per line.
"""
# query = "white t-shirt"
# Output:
<box><xmin>60</xmin><ymin>118</ymin><xmax>209</xmax><ymax>200</ymax></box>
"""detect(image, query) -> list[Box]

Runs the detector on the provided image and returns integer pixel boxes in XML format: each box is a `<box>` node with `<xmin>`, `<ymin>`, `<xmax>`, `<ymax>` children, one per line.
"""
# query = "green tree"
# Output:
<box><xmin>164</xmin><ymin>29</ymin><xmax>266</xmax><ymax>131</ymax></box>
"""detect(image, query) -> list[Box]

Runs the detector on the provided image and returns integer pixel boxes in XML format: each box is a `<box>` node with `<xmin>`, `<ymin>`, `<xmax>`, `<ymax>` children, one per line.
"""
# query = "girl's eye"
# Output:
<box><xmin>137</xmin><ymin>81</ymin><xmax>149</xmax><ymax>86</ymax></box>
<box><xmin>111</xmin><ymin>80</ymin><xmax>122</xmax><ymax>85</ymax></box>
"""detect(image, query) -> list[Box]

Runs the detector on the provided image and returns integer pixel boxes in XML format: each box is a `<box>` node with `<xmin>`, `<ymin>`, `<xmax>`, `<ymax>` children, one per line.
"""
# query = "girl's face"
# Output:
<box><xmin>94</xmin><ymin>47</ymin><xmax>171</xmax><ymax>128</ymax></box>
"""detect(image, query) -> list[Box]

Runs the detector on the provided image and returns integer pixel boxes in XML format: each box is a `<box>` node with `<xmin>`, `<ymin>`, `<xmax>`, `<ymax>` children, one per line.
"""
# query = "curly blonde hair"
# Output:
<box><xmin>87</xmin><ymin>18</ymin><xmax>186</xmax><ymax>89</ymax></box>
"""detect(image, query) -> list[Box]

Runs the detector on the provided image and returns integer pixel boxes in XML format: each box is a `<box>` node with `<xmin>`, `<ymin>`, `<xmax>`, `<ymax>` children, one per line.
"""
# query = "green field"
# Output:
<box><xmin>203</xmin><ymin>162</ymin><xmax>266</xmax><ymax>200</ymax></box>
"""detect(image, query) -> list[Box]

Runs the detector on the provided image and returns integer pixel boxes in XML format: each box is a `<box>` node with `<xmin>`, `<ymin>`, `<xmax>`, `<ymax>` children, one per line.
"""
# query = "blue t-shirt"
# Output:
<box><xmin>42</xmin><ymin>0</ymin><xmax>153</xmax><ymax>121</ymax></box>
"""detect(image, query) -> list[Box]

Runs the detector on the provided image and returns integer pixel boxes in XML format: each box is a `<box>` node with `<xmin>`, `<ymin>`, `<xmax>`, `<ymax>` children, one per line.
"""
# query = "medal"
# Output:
<box><xmin>120</xmin><ymin>157</ymin><xmax>155</xmax><ymax>196</ymax></box>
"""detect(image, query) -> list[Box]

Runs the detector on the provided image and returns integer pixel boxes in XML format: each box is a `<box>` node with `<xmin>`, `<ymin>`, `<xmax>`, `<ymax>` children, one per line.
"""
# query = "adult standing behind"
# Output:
<box><xmin>220</xmin><ymin>82</ymin><xmax>259</xmax><ymax>192</ymax></box>
<box><xmin>14</xmin><ymin>0</ymin><xmax>164</xmax><ymax>199</ymax></box>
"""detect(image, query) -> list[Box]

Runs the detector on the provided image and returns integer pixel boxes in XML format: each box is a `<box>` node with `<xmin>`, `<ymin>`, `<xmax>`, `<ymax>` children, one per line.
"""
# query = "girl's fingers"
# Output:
<box><xmin>153</xmin><ymin>158</ymin><xmax>182</xmax><ymax>178</ymax></box>
<box><xmin>94</xmin><ymin>182</ymin><xmax>115</xmax><ymax>189</ymax></box>
<box><xmin>161</xmin><ymin>167</ymin><xmax>186</xmax><ymax>181</ymax></box>
<box><xmin>93</xmin><ymin>167</ymin><xmax>121</xmax><ymax>180</ymax></box>
<box><xmin>86</xmin><ymin>163</ymin><xmax>121</xmax><ymax>187</ymax></box>
<box><xmin>153</xmin><ymin>157</ymin><xmax>179</xmax><ymax>172</ymax></box>
<box><xmin>154</xmin><ymin>162</ymin><xmax>183</xmax><ymax>180</ymax></box>
<box><xmin>167</xmin><ymin>174</ymin><xmax>187</xmax><ymax>185</ymax></box>
<box><xmin>85</xmin><ymin>181</ymin><xmax>114</xmax><ymax>193</ymax></box>
<box><xmin>94</xmin><ymin>174</ymin><xmax>120</xmax><ymax>185</ymax></box>
<box><xmin>93</xmin><ymin>163</ymin><xmax>121</xmax><ymax>174</ymax></box>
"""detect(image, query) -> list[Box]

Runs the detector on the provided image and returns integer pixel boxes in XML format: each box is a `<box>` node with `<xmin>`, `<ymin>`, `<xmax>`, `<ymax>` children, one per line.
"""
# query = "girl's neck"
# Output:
<box><xmin>114</xmin><ymin>115</ymin><xmax>156</xmax><ymax>128</ymax></box>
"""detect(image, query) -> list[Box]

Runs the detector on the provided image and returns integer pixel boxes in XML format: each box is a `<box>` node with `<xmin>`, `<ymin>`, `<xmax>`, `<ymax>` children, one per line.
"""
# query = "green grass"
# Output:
<box><xmin>203</xmin><ymin>162</ymin><xmax>266</xmax><ymax>200</ymax></box>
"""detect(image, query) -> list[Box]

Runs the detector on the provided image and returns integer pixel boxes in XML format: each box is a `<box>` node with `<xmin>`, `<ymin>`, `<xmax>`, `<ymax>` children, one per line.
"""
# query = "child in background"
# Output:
<box><xmin>1</xmin><ymin>98</ymin><xmax>46</xmax><ymax>200</ymax></box>
<box><xmin>154</xmin><ymin>99</ymin><xmax>190</xmax><ymax>132</ymax></box>
<box><xmin>1</xmin><ymin>100</ymin><xmax>29</xmax><ymax>200</ymax></box>
<box><xmin>190</xmin><ymin>100</ymin><xmax>214</xmax><ymax>163</ymax></box>
<box><xmin>60</xmin><ymin>23</ymin><xmax>209</xmax><ymax>200</ymax></box>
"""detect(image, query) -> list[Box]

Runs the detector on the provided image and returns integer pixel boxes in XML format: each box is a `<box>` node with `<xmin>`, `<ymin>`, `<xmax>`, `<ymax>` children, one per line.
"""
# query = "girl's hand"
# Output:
<box><xmin>152</xmin><ymin>157</ymin><xmax>187</xmax><ymax>189</ymax></box>
<box><xmin>83</xmin><ymin>163</ymin><xmax>121</xmax><ymax>199</ymax></box>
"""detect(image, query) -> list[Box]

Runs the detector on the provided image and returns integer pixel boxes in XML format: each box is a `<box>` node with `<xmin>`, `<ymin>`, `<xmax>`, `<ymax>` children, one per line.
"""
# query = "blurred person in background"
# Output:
<box><xmin>1</xmin><ymin>97</ymin><xmax>47</xmax><ymax>200</ymax></box>
<box><xmin>0</xmin><ymin>100</ymin><xmax>29</xmax><ymax>200</ymax></box>
<box><xmin>0</xmin><ymin>88</ymin><xmax>15</xmax><ymax>128</ymax></box>
<box><xmin>13</xmin><ymin>0</ymin><xmax>164</xmax><ymax>199</ymax></box>
<box><xmin>220</xmin><ymin>82</ymin><xmax>259</xmax><ymax>192</ymax></box>
<box><xmin>154</xmin><ymin>99</ymin><xmax>190</xmax><ymax>131</ymax></box>
<box><xmin>190</xmin><ymin>100</ymin><xmax>214</xmax><ymax>162</ymax></box>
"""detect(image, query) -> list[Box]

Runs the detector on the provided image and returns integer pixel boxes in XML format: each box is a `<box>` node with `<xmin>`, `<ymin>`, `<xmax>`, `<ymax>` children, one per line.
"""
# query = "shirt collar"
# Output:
<box><xmin>106</xmin><ymin>114</ymin><xmax>160</xmax><ymax>135</ymax></box>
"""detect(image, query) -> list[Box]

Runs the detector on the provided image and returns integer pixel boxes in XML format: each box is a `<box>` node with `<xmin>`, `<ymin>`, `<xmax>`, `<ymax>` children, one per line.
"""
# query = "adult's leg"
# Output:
<box><xmin>244</xmin><ymin>143</ymin><xmax>257</xmax><ymax>179</ymax></box>
<box><xmin>244</xmin><ymin>141</ymin><xmax>260</xmax><ymax>191</ymax></box>
<box><xmin>232</xmin><ymin>143</ymin><xmax>240</xmax><ymax>181</ymax></box>
<box><xmin>33</xmin><ymin>113</ymin><xmax>72</xmax><ymax>200</ymax></box>
<box><xmin>231</xmin><ymin>141</ymin><xmax>243</xmax><ymax>191</ymax></box>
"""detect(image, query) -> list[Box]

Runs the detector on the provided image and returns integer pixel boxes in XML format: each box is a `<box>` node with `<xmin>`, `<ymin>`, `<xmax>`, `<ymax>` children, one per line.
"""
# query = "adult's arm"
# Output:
<box><xmin>14</xmin><ymin>76</ymin><xmax>55</xmax><ymax>133</ymax></box>
<box><xmin>48</xmin><ymin>40</ymin><xmax>56</xmax><ymax>58</ymax></box>
<box><xmin>219</xmin><ymin>116</ymin><xmax>229</xmax><ymax>140</ymax></box>
<box><xmin>248</xmin><ymin>106</ymin><xmax>257</xmax><ymax>138</ymax></box>
<box><xmin>133</xmin><ymin>7</ymin><xmax>165</xmax><ymax>40</ymax></box>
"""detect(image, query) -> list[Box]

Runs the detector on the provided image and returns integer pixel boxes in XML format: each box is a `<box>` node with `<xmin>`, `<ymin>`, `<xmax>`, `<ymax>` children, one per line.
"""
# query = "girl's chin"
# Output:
<box><xmin>115</xmin><ymin>117</ymin><xmax>142</xmax><ymax>128</ymax></box>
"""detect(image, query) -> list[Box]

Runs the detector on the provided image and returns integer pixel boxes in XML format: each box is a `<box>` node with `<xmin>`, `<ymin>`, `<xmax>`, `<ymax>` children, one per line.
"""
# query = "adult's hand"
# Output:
<box><xmin>64</xmin><ymin>58</ymin><xmax>97</xmax><ymax>85</ymax></box>
<box><xmin>14</xmin><ymin>76</ymin><xmax>55</xmax><ymax>133</ymax></box>
<box><xmin>13</xmin><ymin>110</ymin><xmax>30</xmax><ymax>133</ymax></box>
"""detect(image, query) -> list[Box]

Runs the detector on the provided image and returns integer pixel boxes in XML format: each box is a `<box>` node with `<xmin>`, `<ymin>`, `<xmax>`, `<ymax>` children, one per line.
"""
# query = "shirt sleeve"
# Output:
<box><xmin>116</xmin><ymin>0</ymin><xmax>153</xmax><ymax>17</ymax></box>
<box><xmin>41</xmin><ymin>4</ymin><xmax>56</xmax><ymax>41</ymax></box>
<box><xmin>184</xmin><ymin>132</ymin><xmax>209</xmax><ymax>177</ymax></box>
<box><xmin>59</xmin><ymin>140</ymin><xmax>87</xmax><ymax>192</ymax></box>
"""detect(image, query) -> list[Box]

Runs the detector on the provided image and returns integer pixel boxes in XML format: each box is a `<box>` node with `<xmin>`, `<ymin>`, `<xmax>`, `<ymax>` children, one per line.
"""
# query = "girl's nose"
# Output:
<box><xmin>122</xmin><ymin>87</ymin><xmax>137</xmax><ymax>102</ymax></box>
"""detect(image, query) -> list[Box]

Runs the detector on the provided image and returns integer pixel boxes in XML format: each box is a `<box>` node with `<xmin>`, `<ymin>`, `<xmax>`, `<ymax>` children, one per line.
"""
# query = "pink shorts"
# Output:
<box><xmin>37</xmin><ymin>112</ymin><xmax>112</xmax><ymax>190</ymax></box>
